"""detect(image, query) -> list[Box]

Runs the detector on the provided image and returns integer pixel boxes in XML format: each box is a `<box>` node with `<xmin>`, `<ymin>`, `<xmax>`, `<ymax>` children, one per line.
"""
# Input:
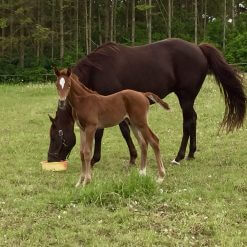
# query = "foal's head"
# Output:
<box><xmin>54</xmin><ymin>67</ymin><xmax>72</xmax><ymax>109</ymax></box>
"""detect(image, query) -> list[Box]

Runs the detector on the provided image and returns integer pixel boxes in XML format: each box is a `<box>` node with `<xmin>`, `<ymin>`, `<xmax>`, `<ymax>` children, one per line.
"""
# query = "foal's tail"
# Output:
<box><xmin>199</xmin><ymin>43</ymin><xmax>246</xmax><ymax>132</ymax></box>
<box><xmin>144</xmin><ymin>92</ymin><xmax>170</xmax><ymax>111</ymax></box>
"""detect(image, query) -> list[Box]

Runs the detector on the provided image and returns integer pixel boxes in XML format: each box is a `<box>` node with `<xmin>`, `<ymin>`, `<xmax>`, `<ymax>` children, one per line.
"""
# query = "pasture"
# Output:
<box><xmin>0</xmin><ymin>77</ymin><xmax>246</xmax><ymax>246</ymax></box>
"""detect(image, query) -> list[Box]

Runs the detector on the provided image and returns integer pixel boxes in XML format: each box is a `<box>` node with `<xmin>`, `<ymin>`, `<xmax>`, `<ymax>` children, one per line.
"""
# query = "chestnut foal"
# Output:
<box><xmin>54</xmin><ymin>68</ymin><xmax>170</xmax><ymax>187</ymax></box>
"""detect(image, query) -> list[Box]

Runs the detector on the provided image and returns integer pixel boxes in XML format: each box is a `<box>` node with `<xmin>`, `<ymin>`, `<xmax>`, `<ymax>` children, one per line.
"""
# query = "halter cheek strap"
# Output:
<box><xmin>48</xmin><ymin>129</ymin><xmax>71</xmax><ymax>160</ymax></box>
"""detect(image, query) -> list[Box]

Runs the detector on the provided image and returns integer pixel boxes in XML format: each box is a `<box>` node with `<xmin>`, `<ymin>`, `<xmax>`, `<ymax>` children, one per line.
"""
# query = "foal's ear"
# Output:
<box><xmin>48</xmin><ymin>114</ymin><xmax>55</xmax><ymax>123</ymax></box>
<box><xmin>67</xmin><ymin>67</ymin><xmax>72</xmax><ymax>77</ymax></box>
<box><xmin>53</xmin><ymin>66</ymin><xmax>60</xmax><ymax>77</ymax></box>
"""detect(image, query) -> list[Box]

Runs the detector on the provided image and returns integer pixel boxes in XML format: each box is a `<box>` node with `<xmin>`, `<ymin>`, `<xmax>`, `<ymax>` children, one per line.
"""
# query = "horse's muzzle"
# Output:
<box><xmin>58</xmin><ymin>100</ymin><xmax>66</xmax><ymax>109</ymax></box>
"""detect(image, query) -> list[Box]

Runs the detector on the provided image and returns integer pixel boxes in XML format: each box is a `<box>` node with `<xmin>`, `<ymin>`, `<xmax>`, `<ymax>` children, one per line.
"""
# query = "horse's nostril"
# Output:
<box><xmin>58</xmin><ymin>100</ymin><xmax>66</xmax><ymax>109</ymax></box>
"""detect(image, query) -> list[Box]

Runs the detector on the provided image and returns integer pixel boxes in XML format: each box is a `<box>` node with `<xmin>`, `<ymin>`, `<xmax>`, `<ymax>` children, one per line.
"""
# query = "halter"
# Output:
<box><xmin>48</xmin><ymin>129</ymin><xmax>71</xmax><ymax>160</ymax></box>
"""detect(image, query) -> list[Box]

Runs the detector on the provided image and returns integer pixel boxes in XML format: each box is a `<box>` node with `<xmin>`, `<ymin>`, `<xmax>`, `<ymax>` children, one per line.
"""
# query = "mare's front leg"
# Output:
<box><xmin>91</xmin><ymin>128</ymin><xmax>104</xmax><ymax>166</ymax></box>
<box><xmin>119</xmin><ymin>120</ymin><xmax>138</xmax><ymax>165</ymax></box>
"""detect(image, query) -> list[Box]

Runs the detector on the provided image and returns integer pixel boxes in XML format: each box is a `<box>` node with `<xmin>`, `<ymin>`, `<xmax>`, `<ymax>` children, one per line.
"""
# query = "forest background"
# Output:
<box><xmin>0</xmin><ymin>0</ymin><xmax>246</xmax><ymax>80</ymax></box>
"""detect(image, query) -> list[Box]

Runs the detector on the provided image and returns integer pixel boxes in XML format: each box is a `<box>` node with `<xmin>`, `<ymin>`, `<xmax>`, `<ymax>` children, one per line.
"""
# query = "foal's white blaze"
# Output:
<box><xmin>59</xmin><ymin>77</ymin><xmax>65</xmax><ymax>89</ymax></box>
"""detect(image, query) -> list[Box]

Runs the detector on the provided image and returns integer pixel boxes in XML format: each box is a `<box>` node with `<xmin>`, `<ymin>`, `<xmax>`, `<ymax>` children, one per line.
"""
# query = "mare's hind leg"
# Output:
<box><xmin>173</xmin><ymin>93</ymin><xmax>197</xmax><ymax>165</ymax></box>
<box><xmin>139</xmin><ymin>126</ymin><xmax>165</xmax><ymax>183</ymax></box>
<box><xmin>129</xmin><ymin>124</ymin><xmax>148</xmax><ymax>175</ymax></box>
<box><xmin>119</xmin><ymin>120</ymin><xmax>138</xmax><ymax>165</ymax></box>
<box><xmin>187</xmin><ymin>108</ymin><xmax>197</xmax><ymax>160</ymax></box>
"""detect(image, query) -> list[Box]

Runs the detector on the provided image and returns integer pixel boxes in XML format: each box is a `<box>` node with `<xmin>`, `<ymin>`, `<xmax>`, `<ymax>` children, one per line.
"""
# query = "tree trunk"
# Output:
<box><xmin>51</xmin><ymin>0</ymin><xmax>55</xmax><ymax>61</ymax></box>
<box><xmin>10</xmin><ymin>0</ymin><xmax>13</xmax><ymax>57</ymax></box>
<box><xmin>145</xmin><ymin>0</ymin><xmax>148</xmax><ymax>30</ymax></box>
<box><xmin>194</xmin><ymin>0</ymin><xmax>198</xmax><ymax>44</ymax></box>
<box><xmin>59</xmin><ymin>0</ymin><xmax>64</xmax><ymax>62</ymax></box>
<box><xmin>104</xmin><ymin>0</ymin><xmax>110</xmax><ymax>43</ymax></box>
<box><xmin>113</xmin><ymin>0</ymin><xmax>117</xmax><ymax>42</ymax></box>
<box><xmin>223</xmin><ymin>0</ymin><xmax>226</xmax><ymax>51</ymax></box>
<box><xmin>148</xmin><ymin>0</ymin><xmax>152</xmax><ymax>43</ymax></box>
<box><xmin>125</xmin><ymin>0</ymin><xmax>129</xmax><ymax>35</ymax></box>
<box><xmin>75</xmin><ymin>0</ymin><xmax>79</xmax><ymax>58</ymax></box>
<box><xmin>37</xmin><ymin>0</ymin><xmax>40</xmax><ymax>63</ymax></box>
<box><xmin>168</xmin><ymin>0</ymin><xmax>171</xmax><ymax>38</ymax></box>
<box><xmin>88</xmin><ymin>0</ymin><xmax>92</xmax><ymax>53</ymax></box>
<box><xmin>20</xmin><ymin>25</ymin><xmax>24</xmax><ymax>68</ymax></box>
<box><xmin>85</xmin><ymin>0</ymin><xmax>89</xmax><ymax>54</ymax></box>
<box><xmin>131</xmin><ymin>0</ymin><xmax>135</xmax><ymax>46</ymax></box>
<box><xmin>1</xmin><ymin>0</ymin><xmax>5</xmax><ymax>57</ymax></box>
<box><xmin>232</xmin><ymin>0</ymin><xmax>235</xmax><ymax>27</ymax></box>
<box><xmin>98</xmin><ymin>7</ymin><xmax>102</xmax><ymax>45</ymax></box>
<box><xmin>110</xmin><ymin>0</ymin><xmax>113</xmax><ymax>41</ymax></box>
<box><xmin>203</xmin><ymin>0</ymin><xmax>207</xmax><ymax>40</ymax></box>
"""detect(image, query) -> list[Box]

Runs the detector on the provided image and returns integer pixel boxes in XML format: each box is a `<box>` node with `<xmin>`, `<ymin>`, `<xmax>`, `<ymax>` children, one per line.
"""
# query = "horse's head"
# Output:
<box><xmin>47</xmin><ymin>108</ymin><xmax>76</xmax><ymax>162</ymax></box>
<box><xmin>54</xmin><ymin>67</ymin><xmax>72</xmax><ymax>110</ymax></box>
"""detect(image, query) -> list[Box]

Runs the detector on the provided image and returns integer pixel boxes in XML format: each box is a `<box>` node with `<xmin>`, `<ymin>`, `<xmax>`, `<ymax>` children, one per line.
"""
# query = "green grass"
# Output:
<box><xmin>0</xmin><ymin>78</ymin><xmax>247</xmax><ymax>246</ymax></box>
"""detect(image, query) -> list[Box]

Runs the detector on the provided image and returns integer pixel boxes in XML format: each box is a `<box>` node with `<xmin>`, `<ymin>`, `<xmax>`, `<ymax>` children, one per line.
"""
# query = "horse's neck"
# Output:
<box><xmin>68</xmin><ymin>77</ymin><xmax>91</xmax><ymax>106</ymax></box>
<box><xmin>57</xmin><ymin>103</ymin><xmax>74</xmax><ymax>125</ymax></box>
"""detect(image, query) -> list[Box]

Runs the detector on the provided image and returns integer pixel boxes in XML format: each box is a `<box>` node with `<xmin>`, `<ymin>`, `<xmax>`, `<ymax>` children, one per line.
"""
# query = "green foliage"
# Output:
<box><xmin>0</xmin><ymin>18</ymin><xmax>8</xmax><ymax>28</ymax></box>
<box><xmin>1</xmin><ymin>1</ymin><xmax>247</xmax><ymax>76</ymax></box>
<box><xmin>225</xmin><ymin>31</ymin><xmax>247</xmax><ymax>70</ymax></box>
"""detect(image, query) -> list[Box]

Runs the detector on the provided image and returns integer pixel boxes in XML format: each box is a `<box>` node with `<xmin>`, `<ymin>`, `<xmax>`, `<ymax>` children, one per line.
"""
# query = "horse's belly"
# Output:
<box><xmin>97</xmin><ymin>112</ymin><xmax>128</xmax><ymax>129</ymax></box>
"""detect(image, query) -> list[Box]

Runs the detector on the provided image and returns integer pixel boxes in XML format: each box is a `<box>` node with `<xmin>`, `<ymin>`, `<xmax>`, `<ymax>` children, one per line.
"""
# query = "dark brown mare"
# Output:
<box><xmin>48</xmin><ymin>38</ymin><xmax>246</xmax><ymax>165</ymax></box>
<box><xmin>54</xmin><ymin>68</ymin><xmax>170</xmax><ymax>187</ymax></box>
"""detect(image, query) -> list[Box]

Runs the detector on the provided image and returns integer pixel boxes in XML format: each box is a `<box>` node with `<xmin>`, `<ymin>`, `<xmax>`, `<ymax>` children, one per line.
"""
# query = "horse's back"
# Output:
<box><xmin>79</xmin><ymin>39</ymin><xmax>208</xmax><ymax>98</ymax></box>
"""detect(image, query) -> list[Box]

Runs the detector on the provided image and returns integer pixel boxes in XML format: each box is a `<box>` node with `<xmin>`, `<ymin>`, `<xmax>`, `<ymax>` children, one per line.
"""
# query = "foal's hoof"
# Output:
<box><xmin>156</xmin><ymin>177</ymin><xmax>164</xmax><ymax>184</ymax></box>
<box><xmin>139</xmin><ymin>168</ymin><xmax>147</xmax><ymax>176</ymax></box>
<box><xmin>75</xmin><ymin>182</ymin><xmax>82</xmax><ymax>188</ymax></box>
<box><xmin>171</xmin><ymin>159</ymin><xmax>180</xmax><ymax>165</ymax></box>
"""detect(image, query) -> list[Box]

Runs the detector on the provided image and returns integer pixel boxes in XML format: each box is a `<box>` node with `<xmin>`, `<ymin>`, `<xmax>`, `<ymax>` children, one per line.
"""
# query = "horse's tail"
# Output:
<box><xmin>199</xmin><ymin>43</ymin><xmax>246</xmax><ymax>132</ymax></box>
<box><xmin>145</xmin><ymin>92</ymin><xmax>170</xmax><ymax>111</ymax></box>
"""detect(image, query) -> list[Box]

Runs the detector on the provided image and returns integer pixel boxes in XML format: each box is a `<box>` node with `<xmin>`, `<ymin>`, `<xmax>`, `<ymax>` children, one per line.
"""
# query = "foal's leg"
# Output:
<box><xmin>139</xmin><ymin>126</ymin><xmax>165</xmax><ymax>183</ymax></box>
<box><xmin>119</xmin><ymin>120</ymin><xmax>138</xmax><ymax>165</ymax></box>
<box><xmin>76</xmin><ymin>130</ymin><xmax>86</xmax><ymax>187</ymax></box>
<box><xmin>173</xmin><ymin>93</ymin><xmax>196</xmax><ymax>165</ymax></box>
<box><xmin>129</xmin><ymin>124</ymin><xmax>148</xmax><ymax>175</ymax></box>
<box><xmin>82</xmin><ymin>126</ymin><xmax>96</xmax><ymax>187</ymax></box>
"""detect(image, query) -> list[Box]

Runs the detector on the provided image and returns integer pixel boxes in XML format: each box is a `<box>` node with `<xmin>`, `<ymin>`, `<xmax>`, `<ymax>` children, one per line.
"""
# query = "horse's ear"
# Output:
<box><xmin>48</xmin><ymin>114</ymin><xmax>55</xmax><ymax>123</ymax></box>
<box><xmin>53</xmin><ymin>66</ymin><xmax>60</xmax><ymax>77</ymax></box>
<box><xmin>67</xmin><ymin>67</ymin><xmax>72</xmax><ymax>77</ymax></box>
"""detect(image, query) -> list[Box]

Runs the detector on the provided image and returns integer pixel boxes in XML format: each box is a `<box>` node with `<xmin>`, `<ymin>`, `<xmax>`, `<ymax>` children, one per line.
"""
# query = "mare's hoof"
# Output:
<box><xmin>171</xmin><ymin>159</ymin><xmax>180</xmax><ymax>165</ymax></box>
<box><xmin>186</xmin><ymin>156</ymin><xmax>195</xmax><ymax>160</ymax></box>
<box><xmin>128</xmin><ymin>160</ymin><xmax>136</xmax><ymax>166</ymax></box>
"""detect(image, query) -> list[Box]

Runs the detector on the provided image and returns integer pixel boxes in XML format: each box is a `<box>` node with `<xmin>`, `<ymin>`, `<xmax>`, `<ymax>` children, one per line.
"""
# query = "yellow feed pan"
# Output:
<box><xmin>40</xmin><ymin>161</ymin><xmax>68</xmax><ymax>171</ymax></box>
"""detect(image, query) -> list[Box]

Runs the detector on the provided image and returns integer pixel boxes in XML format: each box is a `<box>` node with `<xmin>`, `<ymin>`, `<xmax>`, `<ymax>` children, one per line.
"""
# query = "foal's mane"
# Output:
<box><xmin>71</xmin><ymin>73</ymin><xmax>99</xmax><ymax>95</ymax></box>
<box><xmin>59</xmin><ymin>69</ymin><xmax>98</xmax><ymax>95</ymax></box>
